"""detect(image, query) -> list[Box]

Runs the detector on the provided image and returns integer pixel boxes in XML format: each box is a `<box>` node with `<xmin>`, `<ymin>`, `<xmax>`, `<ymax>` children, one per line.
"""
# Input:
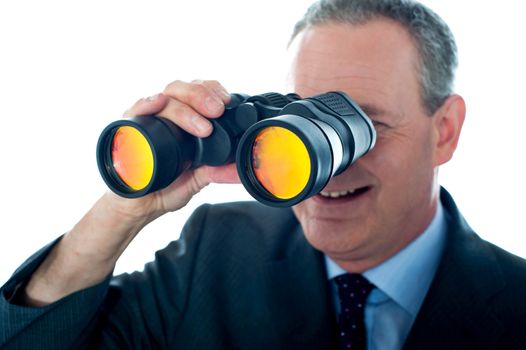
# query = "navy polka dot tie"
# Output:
<box><xmin>335</xmin><ymin>273</ymin><xmax>375</xmax><ymax>350</ymax></box>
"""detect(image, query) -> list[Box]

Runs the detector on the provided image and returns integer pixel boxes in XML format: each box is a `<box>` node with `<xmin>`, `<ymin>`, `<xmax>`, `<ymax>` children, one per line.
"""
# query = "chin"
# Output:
<box><xmin>298</xmin><ymin>216</ymin><xmax>365</xmax><ymax>254</ymax></box>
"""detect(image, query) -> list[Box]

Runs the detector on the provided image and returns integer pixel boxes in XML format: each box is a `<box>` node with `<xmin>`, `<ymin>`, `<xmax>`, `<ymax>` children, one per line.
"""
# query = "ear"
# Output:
<box><xmin>432</xmin><ymin>94</ymin><xmax>466</xmax><ymax>166</ymax></box>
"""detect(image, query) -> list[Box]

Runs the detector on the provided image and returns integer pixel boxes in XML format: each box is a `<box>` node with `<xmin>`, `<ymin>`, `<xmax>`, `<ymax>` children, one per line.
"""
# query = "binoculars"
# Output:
<box><xmin>97</xmin><ymin>91</ymin><xmax>376</xmax><ymax>207</ymax></box>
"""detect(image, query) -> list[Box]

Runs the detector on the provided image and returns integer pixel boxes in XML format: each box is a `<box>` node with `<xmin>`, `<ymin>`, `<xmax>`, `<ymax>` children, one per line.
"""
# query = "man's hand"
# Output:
<box><xmin>23</xmin><ymin>80</ymin><xmax>239</xmax><ymax>306</ymax></box>
<box><xmin>108</xmin><ymin>79</ymin><xmax>240</xmax><ymax>225</ymax></box>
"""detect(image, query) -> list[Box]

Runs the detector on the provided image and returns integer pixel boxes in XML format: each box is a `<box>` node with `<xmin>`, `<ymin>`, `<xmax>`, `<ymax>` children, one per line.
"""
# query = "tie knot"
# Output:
<box><xmin>334</xmin><ymin>273</ymin><xmax>375</xmax><ymax>310</ymax></box>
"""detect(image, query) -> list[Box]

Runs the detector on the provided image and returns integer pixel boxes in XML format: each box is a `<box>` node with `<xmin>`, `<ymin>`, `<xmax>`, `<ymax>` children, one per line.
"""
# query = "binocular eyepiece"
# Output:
<box><xmin>97</xmin><ymin>91</ymin><xmax>376</xmax><ymax>207</ymax></box>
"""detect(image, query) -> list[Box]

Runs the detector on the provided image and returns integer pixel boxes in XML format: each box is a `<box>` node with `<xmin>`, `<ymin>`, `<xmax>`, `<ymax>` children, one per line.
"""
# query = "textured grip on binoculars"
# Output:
<box><xmin>311</xmin><ymin>92</ymin><xmax>357</xmax><ymax>116</ymax></box>
<box><xmin>247</xmin><ymin>92</ymin><xmax>297</xmax><ymax>108</ymax></box>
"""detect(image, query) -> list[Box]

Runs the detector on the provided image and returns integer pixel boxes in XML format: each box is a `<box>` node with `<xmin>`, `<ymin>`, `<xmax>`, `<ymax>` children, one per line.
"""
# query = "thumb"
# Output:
<box><xmin>205</xmin><ymin>164</ymin><xmax>241</xmax><ymax>184</ymax></box>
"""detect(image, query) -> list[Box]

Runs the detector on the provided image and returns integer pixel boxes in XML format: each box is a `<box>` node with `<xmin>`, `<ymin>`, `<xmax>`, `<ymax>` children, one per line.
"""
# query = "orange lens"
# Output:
<box><xmin>111</xmin><ymin>126</ymin><xmax>154</xmax><ymax>191</ymax></box>
<box><xmin>252</xmin><ymin>126</ymin><xmax>311</xmax><ymax>199</ymax></box>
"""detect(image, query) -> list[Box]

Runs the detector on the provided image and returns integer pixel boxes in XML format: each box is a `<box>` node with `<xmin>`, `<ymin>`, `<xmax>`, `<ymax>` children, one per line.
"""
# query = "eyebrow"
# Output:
<box><xmin>357</xmin><ymin>103</ymin><xmax>386</xmax><ymax>118</ymax></box>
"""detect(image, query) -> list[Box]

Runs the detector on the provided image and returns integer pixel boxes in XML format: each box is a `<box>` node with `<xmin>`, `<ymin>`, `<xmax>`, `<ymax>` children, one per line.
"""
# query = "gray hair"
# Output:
<box><xmin>290</xmin><ymin>0</ymin><xmax>458</xmax><ymax>115</ymax></box>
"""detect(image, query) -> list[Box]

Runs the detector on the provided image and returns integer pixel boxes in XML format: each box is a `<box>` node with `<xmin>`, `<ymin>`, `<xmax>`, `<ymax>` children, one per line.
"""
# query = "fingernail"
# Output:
<box><xmin>205</xmin><ymin>95</ymin><xmax>224</xmax><ymax>113</ymax></box>
<box><xmin>146</xmin><ymin>93</ymin><xmax>161</xmax><ymax>102</ymax></box>
<box><xmin>214</xmin><ymin>85</ymin><xmax>230</xmax><ymax>98</ymax></box>
<box><xmin>218</xmin><ymin>89</ymin><xmax>230</xmax><ymax>100</ymax></box>
<box><xmin>191</xmin><ymin>115</ymin><xmax>212</xmax><ymax>133</ymax></box>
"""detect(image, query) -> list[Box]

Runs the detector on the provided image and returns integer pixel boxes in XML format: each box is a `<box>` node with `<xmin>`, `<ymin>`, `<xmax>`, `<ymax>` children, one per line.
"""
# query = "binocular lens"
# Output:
<box><xmin>111</xmin><ymin>126</ymin><xmax>154</xmax><ymax>191</ymax></box>
<box><xmin>237</xmin><ymin>114</ymin><xmax>336</xmax><ymax>207</ymax></box>
<box><xmin>252</xmin><ymin>126</ymin><xmax>311</xmax><ymax>199</ymax></box>
<box><xmin>98</xmin><ymin>115</ymin><xmax>196</xmax><ymax>198</ymax></box>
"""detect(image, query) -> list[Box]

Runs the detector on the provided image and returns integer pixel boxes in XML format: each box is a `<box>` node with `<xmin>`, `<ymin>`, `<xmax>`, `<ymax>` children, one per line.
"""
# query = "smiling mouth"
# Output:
<box><xmin>318</xmin><ymin>186</ymin><xmax>371</xmax><ymax>199</ymax></box>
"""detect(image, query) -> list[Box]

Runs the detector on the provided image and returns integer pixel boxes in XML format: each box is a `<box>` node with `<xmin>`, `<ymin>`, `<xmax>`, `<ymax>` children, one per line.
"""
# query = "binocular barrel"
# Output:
<box><xmin>96</xmin><ymin>91</ymin><xmax>376</xmax><ymax>206</ymax></box>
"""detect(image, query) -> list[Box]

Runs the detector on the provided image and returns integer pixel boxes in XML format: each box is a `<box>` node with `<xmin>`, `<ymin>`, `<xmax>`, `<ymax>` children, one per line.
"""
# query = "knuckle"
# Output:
<box><xmin>164</xmin><ymin>79</ymin><xmax>185</xmax><ymax>93</ymax></box>
<box><xmin>203</xmin><ymin>80</ymin><xmax>229</xmax><ymax>98</ymax></box>
<box><xmin>205</xmin><ymin>79</ymin><xmax>220</xmax><ymax>88</ymax></box>
<box><xmin>188</xmin><ymin>82</ymin><xmax>212</xmax><ymax>101</ymax></box>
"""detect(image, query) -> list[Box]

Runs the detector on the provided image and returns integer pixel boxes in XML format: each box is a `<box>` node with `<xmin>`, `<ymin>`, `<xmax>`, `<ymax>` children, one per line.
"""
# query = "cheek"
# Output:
<box><xmin>292</xmin><ymin>201</ymin><xmax>309</xmax><ymax>222</ymax></box>
<box><xmin>359</xmin><ymin>136</ymin><xmax>403</xmax><ymax>175</ymax></box>
<box><xmin>292</xmin><ymin>198</ymin><xmax>324</xmax><ymax>233</ymax></box>
<box><xmin>360</xmin><ymin>131</ymin><xmax>435</xmax><ymax>187</ymax></box>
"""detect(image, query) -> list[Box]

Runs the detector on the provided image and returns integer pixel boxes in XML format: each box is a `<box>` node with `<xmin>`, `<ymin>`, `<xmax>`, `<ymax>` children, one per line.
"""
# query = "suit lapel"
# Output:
<box><xmin>403</xmin><ymin>189</ymin><xmax>506</xmax><ymax>349</ymax></box>
<box><xmin>260</xmin><ymin>224</ymin><xmax>337</xmax><ymax>350</ymax></box>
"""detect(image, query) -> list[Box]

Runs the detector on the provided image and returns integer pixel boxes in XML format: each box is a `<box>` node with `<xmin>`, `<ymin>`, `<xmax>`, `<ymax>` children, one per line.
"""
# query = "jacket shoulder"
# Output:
<box><xmin>184</xmin><ymin>201</ymin><xmax>303</xmax><ymax>261</ymax></box>
<box><xmin>486</xmin><ymin>241</ymin><xmax>526</xmax><ymax>306</ymax></box>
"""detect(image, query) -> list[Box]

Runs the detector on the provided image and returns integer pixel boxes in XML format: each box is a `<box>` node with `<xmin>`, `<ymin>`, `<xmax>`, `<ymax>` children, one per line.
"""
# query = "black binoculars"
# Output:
<box><xmin>97</xmin><ymin>91</ymin><xmax>376</xmax><ymax>207</ymax></box>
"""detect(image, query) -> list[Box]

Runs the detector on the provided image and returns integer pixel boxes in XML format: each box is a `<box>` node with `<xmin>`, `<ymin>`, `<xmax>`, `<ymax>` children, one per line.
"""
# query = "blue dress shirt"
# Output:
<box><xmin>325</xmin><ymin>203</ymin><xmax>447</xmax><ymax>350</ymax></box>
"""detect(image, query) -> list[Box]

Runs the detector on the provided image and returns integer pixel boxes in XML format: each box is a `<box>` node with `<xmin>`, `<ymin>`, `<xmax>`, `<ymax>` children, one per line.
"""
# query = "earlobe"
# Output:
<box><xmin>433</xmin><ymin>94</ymin><xmax>466</xmax><ymax>166</ymax></box>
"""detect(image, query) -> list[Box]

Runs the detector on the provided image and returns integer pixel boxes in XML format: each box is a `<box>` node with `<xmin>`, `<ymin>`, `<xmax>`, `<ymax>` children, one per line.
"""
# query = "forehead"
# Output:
<box><xmin>287</xmin><ymin>20</ymin><xmax>422</xmax><ymax>116</ymax></box>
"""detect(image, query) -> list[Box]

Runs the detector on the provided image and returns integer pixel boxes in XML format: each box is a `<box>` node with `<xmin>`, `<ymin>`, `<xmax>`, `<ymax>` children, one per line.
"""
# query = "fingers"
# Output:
<box><xmin>123</xmin><ymin>93</ymin><xmax>168</xmax><ymax>118</ymax></box>
<box><xmin>205</xmin><ymin>163</ymin><xmax>240</xmax><ymax>184</ymax></box>
<box><xmin>194</xmin><ymin>79</ymin><xmax>231</xmax><ymax>105</ymax></box>
<box><xmin>123</xmin><ymin>80</ymin><xmax>231</xmax><ymax>138</ymax></box>
<box><xmin>164</xmin><ymin>79</ymin><xmax>231</xmax><ymax>118</ymax></box>
<box><xmin>115</xmin><ymin>80</ymin><xmax>236</xmax><ymax>214</ymax></box>
<box><xmin>159</xmin><ymin>98</ymin><xmax>213</xmax><ymax>137</ymax></box>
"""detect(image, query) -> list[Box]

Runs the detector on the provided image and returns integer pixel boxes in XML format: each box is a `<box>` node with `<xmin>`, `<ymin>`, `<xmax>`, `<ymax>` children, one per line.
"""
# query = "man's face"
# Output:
<box><xmin>288</xmin><ymin>20</ymin><xmax>443</xmax><ymax>271</ymax></box>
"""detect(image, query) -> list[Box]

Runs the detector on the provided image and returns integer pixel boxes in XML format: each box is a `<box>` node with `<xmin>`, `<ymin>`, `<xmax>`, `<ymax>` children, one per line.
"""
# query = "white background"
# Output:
<box><xmin>0</xmin><ymin>0</ymin><xmax>525</xmax><ymax>284</ymax></box>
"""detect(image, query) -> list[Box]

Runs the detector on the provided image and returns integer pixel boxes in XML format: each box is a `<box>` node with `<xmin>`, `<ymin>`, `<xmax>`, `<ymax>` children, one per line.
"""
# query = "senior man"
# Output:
<box><xmin>1</xmin><ymin>0</ymin><xmax>525</xmax><ymax>349</ymax></box>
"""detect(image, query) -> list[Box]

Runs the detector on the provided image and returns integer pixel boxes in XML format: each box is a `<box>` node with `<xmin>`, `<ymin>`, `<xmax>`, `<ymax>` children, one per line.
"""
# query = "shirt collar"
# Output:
<box><xmin>325</xmin><ymin>202</ymin><xmax>447</xmax><ymax>317</ymax></box>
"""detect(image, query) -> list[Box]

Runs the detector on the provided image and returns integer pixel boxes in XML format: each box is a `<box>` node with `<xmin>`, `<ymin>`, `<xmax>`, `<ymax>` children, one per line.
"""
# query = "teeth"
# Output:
<box><xmin>319</xmin><ymin>189</ymin><xmax>358</xmax><ymax>198</ymax></box>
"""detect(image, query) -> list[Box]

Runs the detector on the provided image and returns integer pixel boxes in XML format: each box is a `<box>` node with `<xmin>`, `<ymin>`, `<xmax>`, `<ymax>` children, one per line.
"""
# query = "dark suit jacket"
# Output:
<box><xmin>1</xmin><ymin>189</ymin><xmax>526</xmax><ymax>349</ymax></box>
